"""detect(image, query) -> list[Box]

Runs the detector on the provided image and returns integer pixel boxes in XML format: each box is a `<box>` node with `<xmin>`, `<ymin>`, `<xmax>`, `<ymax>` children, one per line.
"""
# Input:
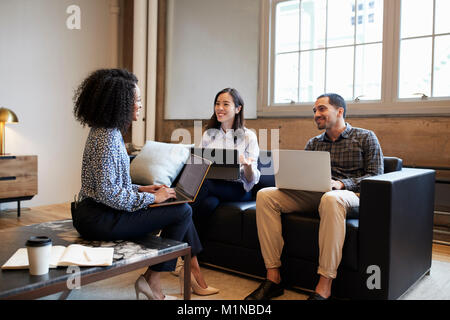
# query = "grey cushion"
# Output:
<box><xmin>130</xmin><ymin>141</ymin><xmax>192</xmax><ymax>186</ymax></box>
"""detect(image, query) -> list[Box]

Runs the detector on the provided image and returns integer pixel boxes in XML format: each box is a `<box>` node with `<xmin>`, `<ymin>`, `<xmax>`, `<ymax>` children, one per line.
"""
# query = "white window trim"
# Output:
<box><xmin>257</xmin><ymin>0</ymin><xmax>450</xmax><ymax>118</ymax></box>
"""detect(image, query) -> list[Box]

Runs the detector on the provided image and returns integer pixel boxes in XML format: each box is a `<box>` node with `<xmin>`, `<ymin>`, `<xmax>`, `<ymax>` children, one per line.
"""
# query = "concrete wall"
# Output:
<box><xmin>164</xmin><ymin>0</ymin><xmax>260</xmax><ymax>120</ymax></box>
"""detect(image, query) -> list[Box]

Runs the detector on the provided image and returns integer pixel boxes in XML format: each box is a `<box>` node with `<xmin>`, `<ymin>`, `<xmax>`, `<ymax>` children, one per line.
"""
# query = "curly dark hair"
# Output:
<box><xmin>73</xmin><ymin>69</ymin><xmax>138</xmax><ymax>132</ymax></box>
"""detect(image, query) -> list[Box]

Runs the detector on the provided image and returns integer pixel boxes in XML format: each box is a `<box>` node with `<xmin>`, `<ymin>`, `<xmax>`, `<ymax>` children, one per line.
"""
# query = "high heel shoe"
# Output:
<box><xmin>135</xmin><ymin>275</ymin><xmax>155</xmax><ymax>300</ymax></box>
<box><xmin>171</xmin><ymin>257</ymin><xmax>184</xmax><ymax>277</ymax></box>
<box><xmin>179</xmin><ymin>267</ymin><xmax>219</xmax><ymax>296</ymax></box>
<box><xmin>135</xmin><ymin>275</ymin><xmax>177</xmax><ymax>300</ymax></box>
<box><xmin>191</xmin><ymin>273</ymin><xmax>219</xmax><ymax>296</ymax></box>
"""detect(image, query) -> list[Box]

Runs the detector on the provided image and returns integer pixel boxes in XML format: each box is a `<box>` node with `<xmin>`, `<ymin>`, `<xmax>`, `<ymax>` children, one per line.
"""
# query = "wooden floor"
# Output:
<box><xmin>1</xmin><ymin>202</ymin><xmax>449</xmax><ymax>263</ymax></box>
<box><xmin>0</xmin><ymin>203</ymin><xmax>72</xmax><ymax>230</ymax></box>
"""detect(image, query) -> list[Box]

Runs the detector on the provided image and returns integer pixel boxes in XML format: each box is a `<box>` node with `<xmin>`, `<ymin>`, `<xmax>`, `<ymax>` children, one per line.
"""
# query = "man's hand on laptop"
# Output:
<box><xmin>331</xmin><ymin>180</ymin><xmax>345</xmax><ymax>190</ymax></box>
<box><xmin>153</xmin><ymin>186</ymin><xmax>177</xmax><ymax>204</ymax></box>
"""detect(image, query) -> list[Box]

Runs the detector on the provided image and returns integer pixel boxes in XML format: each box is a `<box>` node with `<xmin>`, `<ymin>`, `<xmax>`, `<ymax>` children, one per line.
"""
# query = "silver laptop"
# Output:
<box><xmin>274</xmin><ymin>150</ymin><xmax>332</xmax><ymax>192</ymax></box>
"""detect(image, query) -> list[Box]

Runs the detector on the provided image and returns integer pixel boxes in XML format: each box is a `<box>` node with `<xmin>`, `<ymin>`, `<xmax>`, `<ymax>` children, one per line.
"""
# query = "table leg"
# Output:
<box><xmin>17</xmin><ymin>201</ymin><xmax>20</xmax><ymax>218</ymax></box>
<box><xmin>59</xmin><ymin>290</ymin><xmax>72</xmax><ymax>300</ymax></box>
<box><xmin>183</xmin><ymin>249</ymin><xmax>191</xmax><ymax>300</ymax></box>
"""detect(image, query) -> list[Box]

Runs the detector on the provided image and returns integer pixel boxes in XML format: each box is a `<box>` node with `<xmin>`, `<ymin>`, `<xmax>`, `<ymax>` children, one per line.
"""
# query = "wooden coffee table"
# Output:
<box><xmin>0</xmin><ymin>220</ymin><xmax>191</xmax><ymax>300</ymax></box>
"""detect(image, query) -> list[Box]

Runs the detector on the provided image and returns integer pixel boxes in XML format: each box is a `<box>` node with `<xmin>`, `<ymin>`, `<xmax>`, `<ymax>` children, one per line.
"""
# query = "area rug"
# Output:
<box><xmin>40</xmin><ymin>260</ymin><xmax>449</xmax><ymax>300</ymax></box>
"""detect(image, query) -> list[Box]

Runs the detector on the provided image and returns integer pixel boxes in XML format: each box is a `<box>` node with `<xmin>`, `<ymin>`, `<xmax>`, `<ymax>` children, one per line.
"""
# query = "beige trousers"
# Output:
<box><xmin>255</xmin><ymin>187</ymin><xmax>360</xmax><ymax>279</ymax></box>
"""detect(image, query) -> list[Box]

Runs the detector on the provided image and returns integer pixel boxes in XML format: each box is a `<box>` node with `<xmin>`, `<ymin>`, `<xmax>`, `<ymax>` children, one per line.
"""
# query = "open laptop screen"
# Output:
<box><xmin>176</xmin><ymin>154</ymin><xmax>211</xmax><ymax>199</ymax></box>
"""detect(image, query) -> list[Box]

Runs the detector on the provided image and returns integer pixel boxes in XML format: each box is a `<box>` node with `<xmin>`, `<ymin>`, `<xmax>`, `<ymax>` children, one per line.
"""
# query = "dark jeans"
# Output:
<box><xmin>190</xmin><ymin>179</ymin><xmax>252</xmax><ymax>238</ymax></box>
<box><xmin>71</xmin><ymin>198</ymin><xmax>202</xmax><ymax>272</ymax></box>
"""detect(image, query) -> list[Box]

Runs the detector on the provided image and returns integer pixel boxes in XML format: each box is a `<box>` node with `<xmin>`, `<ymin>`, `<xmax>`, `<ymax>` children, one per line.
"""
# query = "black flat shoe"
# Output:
<box><xmin>307</xmin><ymin>292</ymin><xmax>330</xmax><ymax>300</ymax></box>
<box><xmin>244</xmin><ymin>279</ymin><xmax>284</xmax><ymax>300</ymax></box>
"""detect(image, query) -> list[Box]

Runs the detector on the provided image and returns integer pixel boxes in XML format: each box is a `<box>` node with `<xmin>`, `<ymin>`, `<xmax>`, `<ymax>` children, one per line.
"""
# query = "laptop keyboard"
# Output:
<box><xmin>161</xmin><ymin>190</ymin><xmax>185</xmax><ymax>204</ymax></box>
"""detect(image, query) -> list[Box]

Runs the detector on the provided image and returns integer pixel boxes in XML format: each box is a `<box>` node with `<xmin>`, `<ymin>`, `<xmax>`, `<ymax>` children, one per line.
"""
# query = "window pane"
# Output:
<box><xmin>299</xmin><ymin>50</ymin><xmax>325</xmax><ymax>102</ymax></box>
<box><xmin>275</xmin><ymin>0</ymin><xmax>300</xmax><ymax>53</ymax></box>
<box><xmin>355</xmin><ymin>43</ymin><xmax>382</xmax><ymax>100</ymax></box>
<box><xmin>356</xmin><ymin>0</ymin><xmax>383</xmax><ymax>44</ymax></box>
<box><xmin>274</xmin><ymin>53</ymin><xmax>299</xmax><ymax>103</ymax></box>
<box><xmin>300</xmin><ymin>0</ymin><xmax>326</xmax><ymax>50</ymax></box>
<box><xmin>327</xmin><ymin>0</ymin><xmax>356</xmax><ymax>47</ymax></box>
<box><xmin>399</xmin><ymin>38</ymin><xmax>432</xmax><ymax>98</ymax></box>
<box><xmin>433</xmin><ymin>35</ymin><xmax>450</xmax><ymax>97</ymax></box>
<box><xmin>326</xmin><ymin>46</ymin><xmax>354</xmax><ymax>100</ymax></box>
<box><xmin>400</xmin><ymin>0</ymin><xmax>433</xmax><ymax>39</ymax></box>
<box><xmin>435</xmin><ymin>0</ymin><xmax>450</xmax><ymax>35</ymax></box>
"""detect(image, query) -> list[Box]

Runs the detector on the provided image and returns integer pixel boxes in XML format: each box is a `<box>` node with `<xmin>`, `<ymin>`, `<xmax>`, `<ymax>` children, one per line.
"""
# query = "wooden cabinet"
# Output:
<box><xmin>0</xmin><ymin>155</ymin><xmax>38</xmax><ymax>217</ymax></box>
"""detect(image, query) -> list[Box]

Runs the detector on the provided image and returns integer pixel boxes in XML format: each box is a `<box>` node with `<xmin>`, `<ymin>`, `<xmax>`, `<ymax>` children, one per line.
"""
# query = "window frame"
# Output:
<box><xmin>258</xmin><ymin>0</ymin><xmax>450</xmax><ymax>118</ymax></box>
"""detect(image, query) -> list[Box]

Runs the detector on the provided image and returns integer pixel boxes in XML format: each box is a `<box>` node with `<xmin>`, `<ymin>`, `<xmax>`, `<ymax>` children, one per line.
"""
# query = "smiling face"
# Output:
<box><xmin>133</xmin><ymin>85</ymin><xmax>142</xmax><ymax>121</ymax></box>
<box><xmin>214</xmin><ymin>92</ymin><xmax>242</xmax><ymax>129</ymax></box>
<box><xmin>313</xmin><ymin>97</ymin><xmax>343</xmax><ymax>130</ymax></box>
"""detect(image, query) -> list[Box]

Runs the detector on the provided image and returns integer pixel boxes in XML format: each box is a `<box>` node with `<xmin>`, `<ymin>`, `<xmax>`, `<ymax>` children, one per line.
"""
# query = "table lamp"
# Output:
<box><xmin>0</xmin><ymin>107</ymin><xmax>19</xmax><ymax>155</ymax></box>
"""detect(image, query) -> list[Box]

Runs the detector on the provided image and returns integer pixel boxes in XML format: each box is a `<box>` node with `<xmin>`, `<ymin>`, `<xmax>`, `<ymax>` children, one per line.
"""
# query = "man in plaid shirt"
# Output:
<box><xmin>245</xmin><ymin>93</ymin><xmax>384</xmax><ymax>301</ymax></box>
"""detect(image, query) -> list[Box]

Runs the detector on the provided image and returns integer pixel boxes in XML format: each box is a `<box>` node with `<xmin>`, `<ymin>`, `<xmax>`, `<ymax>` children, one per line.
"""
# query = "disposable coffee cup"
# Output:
<box><xmin>26</xmin><ymin>236</ymin><xmax>52</xmax><ymax>276</ymax></box>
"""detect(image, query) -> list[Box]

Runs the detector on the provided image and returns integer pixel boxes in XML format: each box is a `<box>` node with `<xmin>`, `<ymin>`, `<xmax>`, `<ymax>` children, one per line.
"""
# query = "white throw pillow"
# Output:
<box><xmin>130</xmin><ymin>141</ymin><xmax>192</xmax><ymax>186</ymax></box>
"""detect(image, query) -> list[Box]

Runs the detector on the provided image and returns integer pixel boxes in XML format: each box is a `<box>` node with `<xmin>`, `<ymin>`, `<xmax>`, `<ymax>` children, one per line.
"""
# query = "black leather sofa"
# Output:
<box><xmin>197</xmin><ymin>152</ymin><xmax>436</xmax><ymax>300</ymax></box>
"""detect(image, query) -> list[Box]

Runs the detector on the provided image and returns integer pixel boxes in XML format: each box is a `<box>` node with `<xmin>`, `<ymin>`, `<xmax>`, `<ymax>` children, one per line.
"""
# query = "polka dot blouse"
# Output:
<box><xmin>79</xmin><ymin>127</ymin><xmax>154</xmax><ymax>212</ymax></box>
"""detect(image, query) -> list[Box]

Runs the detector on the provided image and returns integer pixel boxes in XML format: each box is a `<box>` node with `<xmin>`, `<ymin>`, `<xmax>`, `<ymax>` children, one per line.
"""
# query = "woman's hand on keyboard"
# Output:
<box><xmin>139</xmin><ymin>184</ymin><xmax>169</xmax><ymax>194</ymax></box>
<box><xmin>153</xmin><ymin>186</ymin><xmax>177</xmax><ymax>203</ymax></box>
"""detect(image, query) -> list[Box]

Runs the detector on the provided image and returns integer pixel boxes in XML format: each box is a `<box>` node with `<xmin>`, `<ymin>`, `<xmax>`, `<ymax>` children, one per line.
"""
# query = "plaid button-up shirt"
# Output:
<box><xmin>305</xmin><ymin>123</ymin><xmax>384</xmax><ymax>192</ymax></box>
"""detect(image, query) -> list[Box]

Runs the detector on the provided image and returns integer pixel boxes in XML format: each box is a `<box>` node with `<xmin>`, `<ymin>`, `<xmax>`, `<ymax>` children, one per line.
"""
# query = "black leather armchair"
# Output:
<box><xmin>198</xmin><ymin>152</ymin><xmax>435</xmax><ymax>300</ymax></box>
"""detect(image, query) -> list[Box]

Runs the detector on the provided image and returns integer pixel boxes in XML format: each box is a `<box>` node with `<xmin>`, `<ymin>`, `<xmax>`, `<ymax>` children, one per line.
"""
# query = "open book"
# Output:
<box><xmin>1</xmin><ymin>244</ymin><xmax>114</xmax><ymax>269</ymax></box>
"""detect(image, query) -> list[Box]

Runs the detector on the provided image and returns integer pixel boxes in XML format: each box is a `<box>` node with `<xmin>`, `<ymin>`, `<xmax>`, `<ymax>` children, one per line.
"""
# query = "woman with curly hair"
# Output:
<box><xmin>71</xmin><ymin>69</ymin><xmax>218</xmax><ymax>299</ymax></box>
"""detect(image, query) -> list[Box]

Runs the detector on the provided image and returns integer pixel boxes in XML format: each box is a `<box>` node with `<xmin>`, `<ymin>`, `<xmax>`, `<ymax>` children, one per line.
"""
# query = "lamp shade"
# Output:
<box><xmin>0</xmin><ymin>107</ymin><xmax>19</xmax><ymax>123</ymax></box>
<box><xmin>0</xmin><ymin>107</ymin><xmax>18</xmax><ymax>154</ymax></box>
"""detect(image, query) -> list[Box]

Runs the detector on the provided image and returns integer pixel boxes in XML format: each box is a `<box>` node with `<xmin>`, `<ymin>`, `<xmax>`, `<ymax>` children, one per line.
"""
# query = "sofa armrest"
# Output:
<box><xmin>358</xmin><ymin>168</ymin><xmax>435</xmax><ymax>299</ymax></box>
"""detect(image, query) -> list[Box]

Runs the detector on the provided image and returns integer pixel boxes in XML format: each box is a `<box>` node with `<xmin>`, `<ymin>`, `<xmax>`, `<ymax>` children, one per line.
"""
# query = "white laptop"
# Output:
<box><xmin>274</xmin><ymin>150</ymin><xmax>332</xmax><ymax>192</ymax></box>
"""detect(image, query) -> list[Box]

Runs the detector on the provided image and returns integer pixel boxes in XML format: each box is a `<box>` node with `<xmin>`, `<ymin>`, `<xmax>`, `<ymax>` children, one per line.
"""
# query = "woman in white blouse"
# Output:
<box><xmin>190</xmin><ymin>88</ymin><xmax>260</xmax><ymax>235</ymax></box>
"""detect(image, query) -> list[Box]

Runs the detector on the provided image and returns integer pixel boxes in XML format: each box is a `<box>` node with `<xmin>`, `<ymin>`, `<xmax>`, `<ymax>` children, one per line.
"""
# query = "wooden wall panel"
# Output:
<box><xmin>122</xmin><ymin>0</ymin><xmax>134</xmax><ymax>144</ymax></box>
<box><xmin>157</xmin><ymin>117</ymin><xmax>450</xmax><ymax>168</ymax></box>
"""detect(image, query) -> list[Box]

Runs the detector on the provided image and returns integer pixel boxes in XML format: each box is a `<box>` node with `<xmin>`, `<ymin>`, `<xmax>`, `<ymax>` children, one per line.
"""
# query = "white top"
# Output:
<box><xmin>201</xmin><ymin>127</ymin><xmax>260</xmax><ymax>192</ymax></box>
